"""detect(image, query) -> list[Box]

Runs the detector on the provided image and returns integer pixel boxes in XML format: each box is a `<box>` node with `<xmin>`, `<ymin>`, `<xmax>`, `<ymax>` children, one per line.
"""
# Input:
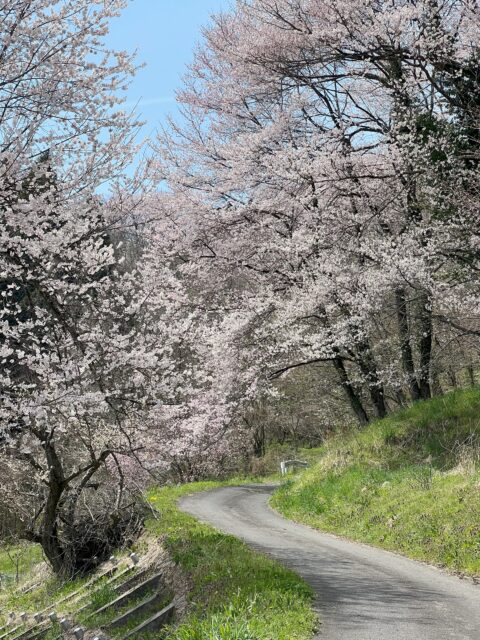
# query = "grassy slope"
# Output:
<box><xmin>1</xmin><ymin>477</ymin><xmax>318</xmax><ymax>639</ymax></box>
<box><xmin>147</xmin><ymin>481</ymin><xmax>317</xmax><ymax>640</ymax></box>
<box><xmin>0</xmin><ymin>569</ymin><xmax>96</xmax><ymax>629</ymax></box>
<box><xmin>0</xmin><ymin>543</ymin><xmax>43</xmax><ymax>581</ymax></box>
<box><xmin>272</xmin><ymin>388</ymin><xmax>480</xmax><ymax>577</ymax></box>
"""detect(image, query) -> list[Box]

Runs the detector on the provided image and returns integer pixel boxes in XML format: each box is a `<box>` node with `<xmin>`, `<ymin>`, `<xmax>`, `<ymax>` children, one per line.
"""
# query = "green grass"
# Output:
<box><xmin>272</xmin><ymin>388</ymin><xmax>480</xmax><ymax>577</ymax></box>
<box><xmin>0</xmin><ymin>551</ymin><xmax>129</xmax><ymax>630</ymax></box>
<box><xmin>1</xmin><ymin>478</ymin><xmax>316</xmax><ymax>640</ymax></box>
<box><xmin>76</xmin><ymin>576</ymin><xmax>172</xmax><ymax>638</ymax></box>
<box><xmin>43</xmin><ymin>622</ymin><xmax>62</xmax><ymax>640</ymax></box>
<box><xmin>83</xmin><ymin>589</ymin><xmax>170</xmax><ymax>638</ymax></box>
<box><xmin>147</xmin><ymin>481</ymin><xmax>318</xmax><ymax>640</ymax></box>
<box><xmin>0</xmin><ymin>571</ymin><xmax>92</xmax><ymax>615</ymax></box>
<box><xmin>76</xmin><ymin>580</ymin><xmax>119</xmax><ymax>626</ymax></box>
<box><xmin>0</xmin><ymin>543</ymin><xmax>43</xmax><ymax>581</ymax></box>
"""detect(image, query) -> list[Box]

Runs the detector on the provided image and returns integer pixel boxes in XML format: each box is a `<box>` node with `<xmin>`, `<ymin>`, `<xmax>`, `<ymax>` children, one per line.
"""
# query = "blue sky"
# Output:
<box><xmin>107</xmin><ymin>0</ymin><xmax>231</xmax><ymax>137</ymax></box>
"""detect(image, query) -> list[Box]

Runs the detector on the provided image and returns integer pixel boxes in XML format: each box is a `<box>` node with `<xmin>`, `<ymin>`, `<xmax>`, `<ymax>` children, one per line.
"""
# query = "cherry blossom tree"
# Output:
<box><xmin>3</xmin><ymin>0</ymin><xmax>480</xmax><ymax>579</ymax></box>
<box><xmin>155</xmin><ymin>0</ymin><xmax>480</xmax><ymax>425</ymax></box>
<box><xmin>0</xmin><ymin>0</ymin><xmax>184</xmax><ymax>577</ymax></box>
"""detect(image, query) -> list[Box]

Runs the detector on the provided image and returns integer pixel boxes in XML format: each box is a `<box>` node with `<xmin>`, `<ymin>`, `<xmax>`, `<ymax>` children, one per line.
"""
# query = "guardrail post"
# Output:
<box><xmin>280</xmin><ymin>460</ymin><xmax>309</xmax><ymax>475</ymax></box>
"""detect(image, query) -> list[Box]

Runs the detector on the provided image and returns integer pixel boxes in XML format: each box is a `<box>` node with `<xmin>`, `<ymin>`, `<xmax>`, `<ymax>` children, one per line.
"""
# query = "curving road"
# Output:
<box><xmin>180</xmin><ymin>484</ymin><xmax>480</xmax><ymax>640</ymax></box>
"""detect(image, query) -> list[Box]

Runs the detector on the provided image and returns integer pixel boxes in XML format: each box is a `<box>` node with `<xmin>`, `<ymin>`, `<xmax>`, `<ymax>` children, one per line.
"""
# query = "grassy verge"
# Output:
<box><xmin>0</xmin><ymin>547</ymin><xmax>131</xmax><ymax>631</ymax></box>
<box><xmin>272</xmin><ymin>388</ymin><xmax>480</xmax><ymax>577</ymax></box>
<box><xmin>147</xmin><ymin>481</ymin><xmax>318</xmax><ymax>640</ymax></box>
<box><xmin>2</xmin><ymin>474</ymin><xmax>314</xmax><ymax>640</ymax></box>
<box><xmin>77</xmin><ymin>584</ymin><xmax>171</xmax><ymax>639</ymax></box>
<box><xmin>0</xmin><ymin>566</ymin><xmax>108</xmax><ymax>612</ymax></box>
<box><xmin>0</xmin><ymin>543</ymin><xmax>43</xmax><ymax>582</ymax></box>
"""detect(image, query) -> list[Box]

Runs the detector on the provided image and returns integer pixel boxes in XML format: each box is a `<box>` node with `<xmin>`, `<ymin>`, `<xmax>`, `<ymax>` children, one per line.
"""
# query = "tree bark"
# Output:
<box><xmin>447</xmin><ymin>367</ymin><xmax>458</xmax><ymax>389</ymax></box>
<box><xmin>467</xmin><ymin>365</ymin><xmax>476</xmax><ymax>387</ymax></box>
<box><xmin>431</xmin><ymin>370</ymin><xmax>444</xmax><ymax>396</ymax></box>
<box><xmin>333</xmin><ymin>357</ymin><xmax>370</xmax><ymax>426</ymax></box>
<box><xmin>355</xmin><ymin>341</ymin><xmax>388</xmax><ymax>419</ymax></box>
<box><xmin>395</xmin><ymin>288</ymin><xmax>422</xmax><ymax>402</ymax></box>
<box><xmin>368</xmin><ymin>383</ymin><xmax>388</xmax><ymax>419</ymax></box>
<box><xmin>42</xmin><ymin>479</ymin><xmax>67</xmax><ymax>576</ymax></box>
<box><xmin>417</xmin><ymin>291</ymin><xmax>433</xmax><ymax>400</ymax></box>
<box><xmin>35</xmin><ymin>432</ymin><xmax>71</xmax><ymax>577</ymax></box>
<box><xmin>42</xmin><ymin>482</ymin><xmax>67</xmax><ymax>573</ymax></box>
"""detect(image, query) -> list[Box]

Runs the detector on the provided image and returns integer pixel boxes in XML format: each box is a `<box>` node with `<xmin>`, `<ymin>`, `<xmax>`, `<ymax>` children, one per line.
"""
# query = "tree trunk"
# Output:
<box><xmin>39</xmin><ymin>435</ymin><xmax>71</xmax><ymax>577</ymax></box>
<box><xmin>395</xmin><ymin>288</ymin><xmax>421</xmax><ymax>402</ymax></box>
<box><xmin>41</xmin><ymin>480</ymin><xmax>67</xmax><ymax>576</ymax></box>
<box><xmin>333</xmin><ymin>357</ymin><xmax>370</xmax><ymax>426</ymax></box>
<box><xmin>417</xmin><ymin>291</ymin><xmax>433</xmax><ymax>400</ymax></box>
<box><xmin>368</xmin><ymin>384</ymin><xmax>388</xmax><ymax>419</ymax></box>
<box><xmin>355</xmin><ymin>342</ymin><xmax>388</xmax><ymax>419</ymax></box>
<box><xmin>431</xmin><ymin>370</ymin><xmax>444</xmax><ymax>396</ymax></box>
<box><xmin>251</xmin><ymin>422</ymin><xmax>266</xmax><ymax>457</ymax></box>
<box><xmin>447</xmin><ymin>367</ymin><xmax>458</xmax><ymax>389</ymax></box>
<box><xmin>467</xmin><ymin>364</ymin><xmax>476</xmax><ymax>387</ymax></box>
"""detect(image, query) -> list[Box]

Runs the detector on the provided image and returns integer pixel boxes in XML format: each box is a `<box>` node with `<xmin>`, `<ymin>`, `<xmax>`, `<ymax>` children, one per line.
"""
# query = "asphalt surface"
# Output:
<box><xmin>180</xmin><ymin>484</ymin><xmax>480</xmax><ymax>640</ymax></box>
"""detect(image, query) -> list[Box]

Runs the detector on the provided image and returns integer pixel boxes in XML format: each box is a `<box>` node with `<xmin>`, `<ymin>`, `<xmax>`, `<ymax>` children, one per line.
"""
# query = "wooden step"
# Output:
<box><xmin>8</xmin><ymin>621</ymin><xmax>50</xmax><ymax>640</ymax></box>
<box><xmin>84</xmin><ymin>571</ymin><xmax>166</xmax><ymax>621</ymax></box>
<box><xmin>0</xmin><ymin>624</ymin><xmax>26</xmax><ymax>640</ymax></box>
<box><xmin>121</xmin><ymin>603</ymin><xmax>175</xmax><ymax>639</ymax></box>
<box><xmin>107</xmin><ymin>591</ymin><xmax>166</xmax><ymax>630</ymax></box>
<box><xmin>74</xmin><ymin>566</ymin><xmax>137</xmax><ymax>616</ymax></box>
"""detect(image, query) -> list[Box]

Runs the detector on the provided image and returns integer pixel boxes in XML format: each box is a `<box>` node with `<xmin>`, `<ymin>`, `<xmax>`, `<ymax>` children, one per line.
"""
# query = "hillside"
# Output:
<box><xmin>272</xmin><ymin>388</ymin><xmax>480</xmax><ymax>577</ymax></box>
<box><xmin>0</xmin><ymin>481</ymin><xmax>317</xmax><ymax>640</ymax></box>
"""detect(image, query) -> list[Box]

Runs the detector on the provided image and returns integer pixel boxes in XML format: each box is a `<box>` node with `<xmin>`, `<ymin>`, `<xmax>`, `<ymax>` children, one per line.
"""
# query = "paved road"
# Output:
<box><xmin>180</xmin><ymin>484</ymin><xmax>480</xmax><ymax>640</ymax></box>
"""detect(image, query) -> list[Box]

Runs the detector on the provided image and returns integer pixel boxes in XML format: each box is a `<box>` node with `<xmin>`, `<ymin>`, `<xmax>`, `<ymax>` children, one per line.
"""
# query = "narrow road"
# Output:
<box><xmin>180</xmin><ymin>484</ymin><xmax>480</xmax><ymax>640</ymax></box>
